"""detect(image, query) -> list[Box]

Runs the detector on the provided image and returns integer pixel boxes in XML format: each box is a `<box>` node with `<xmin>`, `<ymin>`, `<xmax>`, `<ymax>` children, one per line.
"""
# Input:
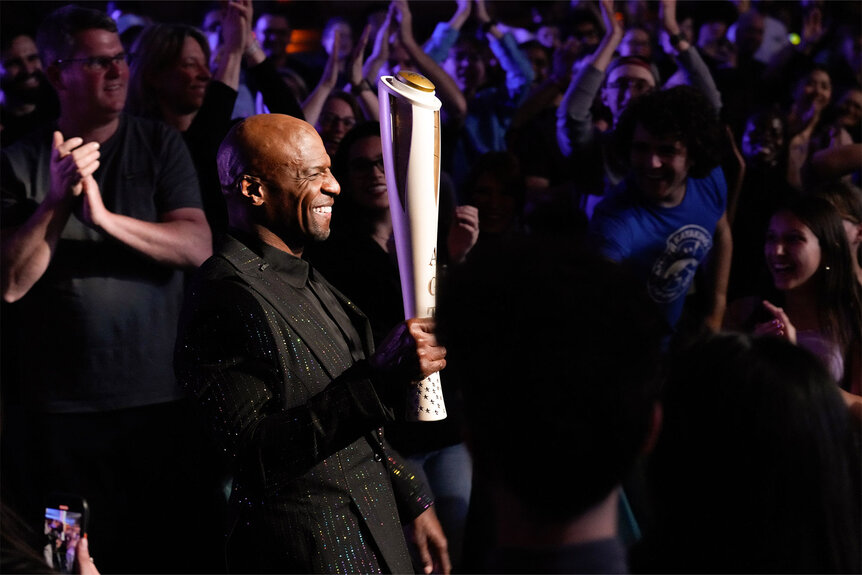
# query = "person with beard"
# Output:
<box><xmin>174</xmin><ymin>113</ymin><xmax>451</xmax><ymax>574</ymax></box>
<box><xmin>589</xmin><ymin>85</ymin><xmax>732</xmax><ymax>338</ymax></box>
<box><xmin>0</xmin><ymin>33</ymin><xmax>59</xmax><ymax>147</ymax></box>
<box><xmin>0</xmin><ymin>6</ymin><xmax>214</xmax><ymax>572</ymax></box>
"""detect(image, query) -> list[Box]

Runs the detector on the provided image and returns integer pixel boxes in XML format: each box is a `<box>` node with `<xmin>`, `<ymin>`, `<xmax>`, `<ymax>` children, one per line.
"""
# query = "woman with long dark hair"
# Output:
<box><xmin>726</xmin><ymin>195</ymin><xmax>862</xmax><ymax>398</ymax></box>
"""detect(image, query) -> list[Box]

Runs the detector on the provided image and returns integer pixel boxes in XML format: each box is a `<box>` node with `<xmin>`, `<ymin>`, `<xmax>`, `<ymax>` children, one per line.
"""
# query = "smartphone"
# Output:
<box><xmin>43</xmin><ymin>493</ymin><xmax>89</xmax><ymax>574</ymax></box>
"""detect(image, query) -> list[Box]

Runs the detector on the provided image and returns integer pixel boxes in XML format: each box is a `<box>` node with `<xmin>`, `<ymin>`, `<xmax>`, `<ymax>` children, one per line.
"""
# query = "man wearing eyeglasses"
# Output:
<box><xmin>0</xmin><ymin>5</ymin><xmax>216</xmax><ymax>572</ymax></box>
<box><xmin>314</xmin><ymin>93</ymin><xmax>358</xmax><ymax>156</ymax></box>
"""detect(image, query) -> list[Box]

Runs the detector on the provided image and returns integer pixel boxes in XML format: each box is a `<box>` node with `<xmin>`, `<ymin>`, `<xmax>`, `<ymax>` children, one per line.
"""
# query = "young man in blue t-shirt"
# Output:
<box><xmin>590</xmin><ymin>85</ymin><xmax>732</xmax><ymax>334</ymax></box>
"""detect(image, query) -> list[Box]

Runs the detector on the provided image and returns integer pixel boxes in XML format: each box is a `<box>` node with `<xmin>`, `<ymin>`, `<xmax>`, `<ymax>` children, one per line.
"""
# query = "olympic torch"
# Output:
<box><xmin>378</xmin><ymin>70</ymin><xmax>446</xmax><ymax>421</ymax></box>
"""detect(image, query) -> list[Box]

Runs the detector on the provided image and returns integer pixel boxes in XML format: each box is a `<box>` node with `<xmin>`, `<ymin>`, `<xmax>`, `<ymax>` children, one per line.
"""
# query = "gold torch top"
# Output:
<box><xmin>396</xmin><ymin>70</ymin><xmax>435</xmax><ymax>92</ymax></box>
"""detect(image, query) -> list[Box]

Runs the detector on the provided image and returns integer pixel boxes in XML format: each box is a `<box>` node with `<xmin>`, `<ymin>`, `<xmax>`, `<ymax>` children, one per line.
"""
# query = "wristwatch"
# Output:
<box><xmin>351</xmin><ymin>78</ymin><xmax>373</xmax><ymax>95</ymax></box>
<box><xmin>480</xmin><ymin>20</ymin><xmax>498</xmax><ymax>35</ymax></box>
<box><xmin>244</xmin><ymin>39</ymin><xmax>264</xmax><ymax>58</ymax></box>
<box><xmin>669</xmin><ymin>32</ymin><xmax>686</xmax><ymax>48</ymax></box>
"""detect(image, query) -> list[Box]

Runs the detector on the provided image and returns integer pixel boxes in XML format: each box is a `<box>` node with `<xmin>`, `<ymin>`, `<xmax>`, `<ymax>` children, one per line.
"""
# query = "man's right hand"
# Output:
<box><xmin>369</xmin><ymin>317</ymin><xmax>447</xmax><ymax>382</ymax></box>
<box><xmin>50</xmin><ymin>131</ymin><xmax>101</xmax><ymax>203</ymax></box>
<box><xmin>600</xmin><ymin>0</ymin><xmax>623</xmax><ymax>44</ymax></box>
<box><xmin>221</xmin><ymin>0</ymin><xmax>252</xmax><ymax>57</ymax></box>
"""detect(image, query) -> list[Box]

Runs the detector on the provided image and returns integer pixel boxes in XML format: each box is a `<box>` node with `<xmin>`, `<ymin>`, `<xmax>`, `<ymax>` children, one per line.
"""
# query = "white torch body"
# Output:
<box><xmin>378</xmin><ymin>71</ymin><xmax>446</xmax><ymax>421</ymax></box>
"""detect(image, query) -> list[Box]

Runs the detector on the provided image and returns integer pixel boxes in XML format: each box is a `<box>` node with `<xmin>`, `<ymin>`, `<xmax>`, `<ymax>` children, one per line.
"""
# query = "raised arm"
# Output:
<box><xmin>447</xmin><ymin>0</ymin><xmax>472</xmax><ymax>31</ymax></box>
<box><xmin>423</xmin><ymin>0</ymin><xmax>471</xmax><ymax>63</ymax></box>
<box><xmin>659</xmin><ymin>0</ymin><xmax>722</xmax><ymax>112</ymax></box>
<box><xmin>807</xmin><ymin>141</ymin><xmax>862</xmax><ymax>182</ymax></box>
<box><xmin>587</xmin><ymin>0</ymin><xmax>623</xmax><ymax>75</ymax></box>
<box><xmin>211</xmin><ymin>0</ymin><xmax>251</xmax><ymax>91</ymax></box>
<box><xmin>363</xmin><ymin>3</ymin><xmax>396</xmax><ymax>83</ymax></box>
<box><xmin>302</xmin><ymin>29</ymin><xmax>343</xmax><ymax>127</ymax></box>
<box><xmin>762</xmin><ymin>5</ymin><xmax>824</xmax><ymax>94</ymax></box>
<box><xmin>393</xmin><ymin>0</ymin><xmax>467</xmax><ymax>123</ymax></box>
<box><xmin>1</xmin><ymin>132</ymin><xmax>99</xmax><ymax>302</ymax></box>
<box><xmin>473</xmin><ymin>0</ymin><xmax>533</xmax><ymax>100</ymax></box>
<box><xmin>347</xmin><ymin>25</ymin><xmax>379</xmax><ymax>122</ymax></box>
<box><xmin>658</xmin><ymin>0</ymin><xmax>691</xmax><ymax>54</ymax></box>
<box><xmin>511</xmin><ymin>37</ymin><xmax>579</xmax><ymax>132</ymax></box>
<box><xmin>557</xmin><ymin>0</ymin><xmax>622</xmax><ymax>156</ymax></box>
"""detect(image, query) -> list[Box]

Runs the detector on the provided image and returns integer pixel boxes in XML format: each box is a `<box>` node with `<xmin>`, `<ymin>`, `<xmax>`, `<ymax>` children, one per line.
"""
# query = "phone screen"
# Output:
<box><xmin>43</xmin><ymin>505</ymin><xmax>84</xmax><ymax>574</ymax></box>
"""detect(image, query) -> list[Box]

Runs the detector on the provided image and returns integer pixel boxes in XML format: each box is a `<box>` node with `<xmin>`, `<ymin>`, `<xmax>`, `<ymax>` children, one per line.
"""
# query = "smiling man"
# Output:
<box><xmin>174</xmin><ymin>113</ymin><xmax>451</xmax><ymax>574</ymax></box>
<box><xmin>0</xmin><ymin>32</ymin><xmax>59</xmax><ymax>146</ymax></box>
<box><xmin>0</xmin><ymin>5</ymin><xmax>213</xmax><ymax>572</ymax></box>
<box><xmin>590</xmin><ymin>86</ymin><xmax>732</xmax><ymax>336</ymax></box>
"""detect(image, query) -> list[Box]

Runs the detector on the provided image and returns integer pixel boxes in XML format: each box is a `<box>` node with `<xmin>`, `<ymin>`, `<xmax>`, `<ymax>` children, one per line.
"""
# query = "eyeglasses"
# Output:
<box><xmin>606</xmin><ymin>77</ymin><xmax>653</xmax><ymax>94</ymax></box>
<box><xmin>320</xmin><ymin>113</ymin><xmax>356</xmax><ymax>130</ymax></box>
<box><xmin>55</xmin><ymin>53</ymin><xmax>127</xmax><ymax>71</ymax></box>
<box><xmin>349</xmin><ymin>156</ymin><xmax>385</xmax><ymax>173</ymax></box>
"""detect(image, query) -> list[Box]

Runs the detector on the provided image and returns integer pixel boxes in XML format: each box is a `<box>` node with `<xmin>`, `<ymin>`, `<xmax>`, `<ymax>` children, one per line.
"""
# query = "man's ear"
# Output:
<box><xmin>239</xmin><ymin>175</ymin><xmax>266</xmax><ymax>206</ymax></box>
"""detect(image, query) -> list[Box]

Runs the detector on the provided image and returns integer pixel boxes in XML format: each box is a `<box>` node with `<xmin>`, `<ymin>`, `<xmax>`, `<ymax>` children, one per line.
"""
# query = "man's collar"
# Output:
<box><xmin>225</xmin><ymin>230</ymin><xmax>309</xmax><ymax>287</ymax></box>
<box><xmin>56</xmin><ymin>113</ymin><xmax>123</xmax><ymax>145</ymax></box>
<box><xmin>258</xmin><ymin>242</ymin><xmax>309</xmax><ymax>287</ymax></box>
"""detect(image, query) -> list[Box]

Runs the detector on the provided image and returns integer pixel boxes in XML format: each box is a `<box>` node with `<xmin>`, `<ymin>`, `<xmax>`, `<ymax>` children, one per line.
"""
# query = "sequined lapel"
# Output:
<box><xmin>218</xmin><ymin>236</ymin><xmax>355</xmax><ymax>382</ymax></box>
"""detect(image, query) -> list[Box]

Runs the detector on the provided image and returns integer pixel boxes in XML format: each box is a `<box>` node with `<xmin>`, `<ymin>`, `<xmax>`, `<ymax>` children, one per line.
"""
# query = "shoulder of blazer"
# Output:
<box><xmin>205</xmin><ymin>234</ymin><xmax>268</xmax><ymax>281</ymax></box>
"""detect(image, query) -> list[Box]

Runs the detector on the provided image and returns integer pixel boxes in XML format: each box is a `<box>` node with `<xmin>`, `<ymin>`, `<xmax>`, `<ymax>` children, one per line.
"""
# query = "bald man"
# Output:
<box><xmin>174</xmin><ymin>114</ymin><xmax>450</xmax><ymax>574</ymax></box>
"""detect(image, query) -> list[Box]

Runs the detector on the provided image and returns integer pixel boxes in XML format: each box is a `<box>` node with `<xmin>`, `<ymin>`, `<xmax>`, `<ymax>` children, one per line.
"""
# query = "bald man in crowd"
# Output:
<box><xmin>174</xmin><ymin>113</ymin><xmax>450</xmax><ymax>574</ymax></box>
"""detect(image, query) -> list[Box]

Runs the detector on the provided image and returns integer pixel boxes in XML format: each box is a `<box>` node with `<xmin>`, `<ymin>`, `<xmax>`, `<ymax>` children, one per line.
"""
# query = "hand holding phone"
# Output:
<box><xmin>44</xmin><ymin>493</ymin><xmax>88</xmax><ymax>574</ymax></box>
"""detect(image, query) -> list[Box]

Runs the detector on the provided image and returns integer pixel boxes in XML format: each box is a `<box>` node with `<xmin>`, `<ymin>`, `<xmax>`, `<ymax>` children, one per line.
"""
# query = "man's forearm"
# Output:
<box><xmin>704</xmin><ymin>213</ymin><xmax>732</xmax><ymax>330</ymax></box>
<box><xmin>488</xmin><ymin>32</ymin><xmax>534</xmax><ymax>97</ymax></box>
<box><xmin>403</xmin><ymin>35</ymin><xmax>467</xmax><ymax>123</ymax></box>
<box><xmin>423</xmin><ymin>22</ymin><xmax>458</xmax><ymax>64</ymax></box>
<box><xmin>1</xmin><ymin>196</ymin><xmax>74</xmax><ymax>302</ymax></box>
<box><xmin>557</xmin><ymin>64</ymin><xmax>604</xmax><ymax>156</ymax></box>
<box><xmin>676</xmin><ymin>46</ymin><xmax>722</xmax><ymax>113</ymax></box>
<box><xmin>98</xmin><ymin>207</ymin><xmax>212</xmax><ymax>269</ymax></box>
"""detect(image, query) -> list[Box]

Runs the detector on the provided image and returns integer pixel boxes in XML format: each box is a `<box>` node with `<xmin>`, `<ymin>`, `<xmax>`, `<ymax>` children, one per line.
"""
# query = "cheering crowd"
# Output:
<box><xmin>1</xmin><ymin>0</ymin><xmax>860</xmax><ymax>573</ymax></box>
